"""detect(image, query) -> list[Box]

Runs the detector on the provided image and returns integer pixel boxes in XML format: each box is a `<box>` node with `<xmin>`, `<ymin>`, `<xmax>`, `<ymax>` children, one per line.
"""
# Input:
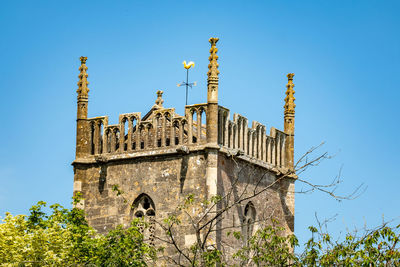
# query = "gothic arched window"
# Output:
<box><xmin>132</xmin><ymin>193</ymin><xmax>156</xmax><ymax>218</ymax></box>
<box><xmin>242</xmin><ymin>201</ymin><xmax>256</xmax><ymax>243</ymax></box>
<box><xmin>131</xmin><ymin>194</ymin><xmax>156</xmax><ymax>244</ymax></box>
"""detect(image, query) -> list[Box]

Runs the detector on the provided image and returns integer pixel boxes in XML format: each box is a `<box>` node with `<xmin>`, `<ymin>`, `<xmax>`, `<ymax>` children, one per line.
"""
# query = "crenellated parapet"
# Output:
<box><xmin>77</xmin><ymin>95</ymin><xmax>289</xmax><ymax>173</ymax></box>
<box><xmin>185</xmin><ymin>103</ymin><xmax>208</xmax><ymax>145</ymax></box>
<box><xmin>78</xmin><ymin>95</ymin><xmax>210</xmax><ymax>163</ymax></box>
<box><xmin>87</xmin><ymin>116</ymin><xmax>108</xmax><ymax>155</ymax></box>
<box><xmin>118</xmin><ymin>112</ymin><xmax>141</xmax><ymax>152</ymax></box>
<box><xmin>218</xmin><ymin>106</ymin><xmax>288</xmax><ymax>170</ymax></box>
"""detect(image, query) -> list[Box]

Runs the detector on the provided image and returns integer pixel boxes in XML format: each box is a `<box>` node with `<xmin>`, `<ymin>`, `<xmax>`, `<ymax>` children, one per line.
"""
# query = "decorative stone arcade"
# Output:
<box><xmin>72</xmin><ymin>38</ymin><xmax>296</xmax><ymax>260</ymax></box>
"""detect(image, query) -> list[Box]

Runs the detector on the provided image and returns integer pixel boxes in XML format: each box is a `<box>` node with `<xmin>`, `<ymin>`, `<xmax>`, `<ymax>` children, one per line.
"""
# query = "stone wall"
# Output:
<box><xmin>73</xmin><ymin>151</ymin><xmax>208</xmax><ymax>243</ymax></box>
<box><xmin>216</xmin><ymin>152</ymin><xmax>295</xmax><ymax>260</ymax></box>
<box><xmin>74</xmin><ymin>148</ymin><xmax>294</xmax><ymax>261</ymax></box>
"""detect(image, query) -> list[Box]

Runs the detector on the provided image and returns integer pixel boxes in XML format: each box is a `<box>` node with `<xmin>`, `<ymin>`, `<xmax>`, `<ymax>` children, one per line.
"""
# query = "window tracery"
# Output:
<box><xmin>242</xmin><ymin>201</ymin><xmax>256</xmax><ymax>243</ymax></box>
<box><xmin>132</xmin><ymin>194</ymin><xmax>156</xmax><ymax>244</ymax></box>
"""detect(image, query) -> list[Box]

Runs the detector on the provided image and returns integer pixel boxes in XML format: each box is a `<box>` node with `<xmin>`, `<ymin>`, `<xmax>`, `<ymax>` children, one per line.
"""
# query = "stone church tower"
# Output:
<box><xmin>72</xmin><ymin>38</ymin><xmax>296</xmax><ymax>257</ymax></box>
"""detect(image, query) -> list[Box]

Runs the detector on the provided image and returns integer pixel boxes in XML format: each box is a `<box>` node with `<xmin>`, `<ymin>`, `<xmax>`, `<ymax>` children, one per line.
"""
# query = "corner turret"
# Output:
<box><xmin>284</xmin><ymin>73</ymin><xmax>295</xmax><ymax>169</ymax></box>
<box><xmin>76</xmin><ymin>56</ymin><xmax>90</xmax><ymax>158</ymax></box>
<box><xmin>206</xmin><ymin>37</ymin><xmax>220</xmax><ymax>145</ymax></box>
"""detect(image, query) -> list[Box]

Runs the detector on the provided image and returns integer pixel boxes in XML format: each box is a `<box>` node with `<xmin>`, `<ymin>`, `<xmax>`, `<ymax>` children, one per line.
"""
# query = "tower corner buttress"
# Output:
<box><xmin>76</xmin><ymin>56</ymin><xmax>91</xmax><ymax>159</ymax></box>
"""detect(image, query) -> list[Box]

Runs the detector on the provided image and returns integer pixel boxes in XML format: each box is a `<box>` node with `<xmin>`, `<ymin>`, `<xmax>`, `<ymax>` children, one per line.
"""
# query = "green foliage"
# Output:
<box><xmin>232</xmin><ymin>222</ymin><xmax>400</xmax><ymax>266</ymax></box>
<box><xmin>210</xmin><ymin>195</ymin><xmax>222</xmax><ymax>204</ymax></box>
<box><xmin>111</xmin><ymin>184</ymin><xmax>124</xmax><ymax>196</ymax></box>
<box><xmin>0</xmin><ymin>201</ymin><xmax>155</xmax><ymax>266</ymax></box>
<box><xmin>1</xmin><ymin>199</ymin><xmax>400</xmax><ymax>266</ymax></box>
<box><xmin>234</xmin><ymin>225</ymin><xmax>298</xmax><ymax>266</ymax></box>
<box><xmin>202</xmin><ymin>248</ymin><xmax>224</xmax><ymax>266</ymax></box>
<box><xmin>91</xmin><ymin>220</ymin><xmax>156</xmax><ymax>266</ymax></box>
<box><xmin>299</xmin><ymin>224</ymin><xmax>400</xmax><ymax>266</ymax></box>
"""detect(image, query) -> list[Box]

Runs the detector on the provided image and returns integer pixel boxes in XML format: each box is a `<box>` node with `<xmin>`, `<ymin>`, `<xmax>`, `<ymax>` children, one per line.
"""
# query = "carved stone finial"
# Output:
<box><xmin>206</xmin><ymin>37</ymin><xmax>220</xmax><ymax>144</ymax></box>
<box><xmin>80</xmin><ymin>56</ymin><xmax>87</xmax><ymax>64</ymax></box>
<box><xmin>207</xmin><ymin>37</ymin><xmax>219</xmax><ymax>105</ymax></box>
<box><xmin>75</xmin><ymin>57</ymin><xmax>90</xmax><ymax>157</ymax></box>
<box><xmin>207</xmin><ymin>38</ymin><xmax>220</xmax><ymax>79</ymax></box>
<box><xmin>284</xmin><ymin>73</ymin><xmax>295</xmax><ymax>115</ymax></box>
<box><xmin>284</xmin><ymin>73</ymin><xmax>296</xmax><ymax>169</ymax></box>
<box><xmin>155</xmin><ymin>90</ymin><xmax>164</xmax><ymax>107</ymax></box>
<box><xmin>209</xmin><ymin>37</ymin><xmax>219</xmax><ymax>47</ymax></box>
<box><xmin>77</xmin><ymin>56</ymin><xmax>89</xmax><ymax>99</ymax></box>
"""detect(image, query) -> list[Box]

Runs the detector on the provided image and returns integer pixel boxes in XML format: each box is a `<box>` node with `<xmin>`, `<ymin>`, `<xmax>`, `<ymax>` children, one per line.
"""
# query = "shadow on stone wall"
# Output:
<box><xmin>99</xmin><ymin>164</ymin><xmax>107</xmax><ymax>194</ymax></box>
<box><xmin>179</xmin><ymin>155</ymin><xmax>189</xmax><ymax>193</ymax></box>
<box><xmin>278</xmin><ymin>178</ymin><xmax>294</xmax><ymax>232</ymax></box>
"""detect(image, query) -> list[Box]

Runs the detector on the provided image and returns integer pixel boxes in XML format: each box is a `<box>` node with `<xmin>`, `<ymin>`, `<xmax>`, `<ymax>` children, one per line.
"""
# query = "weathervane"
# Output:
<box><xmin>177</xmin><ymin>61</ymin><xmax>197</xmax><ymax>105</ymax></box>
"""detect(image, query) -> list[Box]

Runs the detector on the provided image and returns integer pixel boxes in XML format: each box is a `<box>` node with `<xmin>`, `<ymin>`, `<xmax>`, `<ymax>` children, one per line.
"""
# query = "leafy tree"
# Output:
<box><xmin>233</xmin><ymin>222</ymin><xmax>299</xmax><ymax>266</ymax></box>
<box><xmin>0</xmin><ymin>198</ymin><xmax>155</xmax><ymax>266</ymax></box>
<box><xmin>1</xmin><ymin>198</ymin><xmax>399</xmax><ymax>266</ymax></box>
<box><xmin>92</xmin><ymin>221</ymin><xmax>156</xmax><ymax>266</ymax></box>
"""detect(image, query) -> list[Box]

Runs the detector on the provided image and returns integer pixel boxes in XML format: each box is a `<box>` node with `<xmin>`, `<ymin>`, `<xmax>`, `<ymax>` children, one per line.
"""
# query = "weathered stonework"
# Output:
<box><xmin>216</xmin><ymin>153</ymin><xmax>295</xmax><ymax>262</ymax></box>
<box><xmin>74</xmin><ymin>152</ymin><xmax>208</xmax><ymax>233</ymax></box>
<box><xmin>72</xmin><ymin>38</ymin><xmax>296</xmax><ymax>261</ymax></box>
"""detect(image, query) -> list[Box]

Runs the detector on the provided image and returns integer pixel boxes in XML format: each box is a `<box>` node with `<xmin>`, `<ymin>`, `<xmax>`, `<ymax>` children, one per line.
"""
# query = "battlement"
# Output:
<box><xmin>85</xmin><ymin>102</ymin><xmax>207</xmax><ymax>156</ymax></box>
<box><xmin>218</xmin><ymin>106</ymin><xmax>287</xmax><ymax>169</ymax></box>
<box><xmin>74</xmin><ymin>95</ymin><xmax>288</xmax><ymax>173</ymax></box>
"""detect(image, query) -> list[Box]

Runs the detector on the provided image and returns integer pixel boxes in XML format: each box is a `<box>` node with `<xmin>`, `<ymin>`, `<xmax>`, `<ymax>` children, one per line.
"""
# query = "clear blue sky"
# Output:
<box><xmin>1</xmin><ymin>0</ymin><xmax>399</xmax><ymax>246</ymax></box>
